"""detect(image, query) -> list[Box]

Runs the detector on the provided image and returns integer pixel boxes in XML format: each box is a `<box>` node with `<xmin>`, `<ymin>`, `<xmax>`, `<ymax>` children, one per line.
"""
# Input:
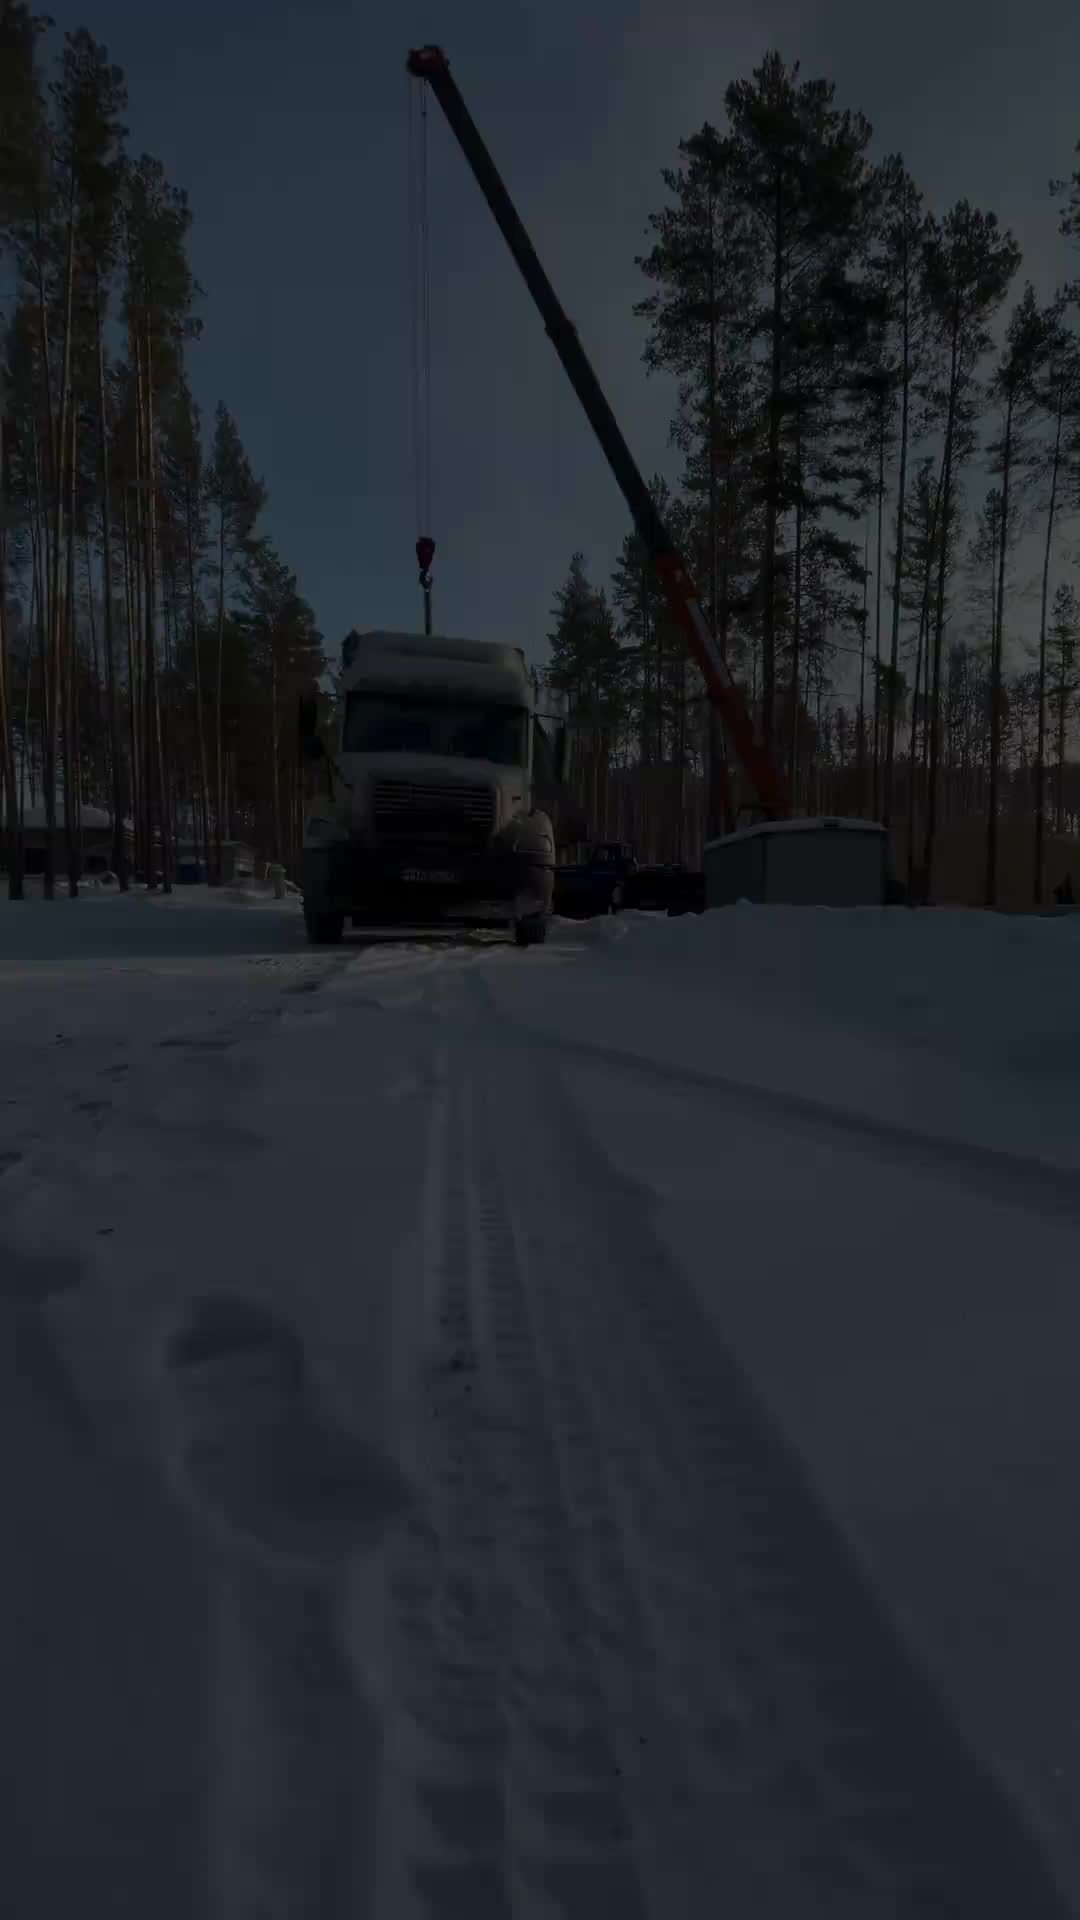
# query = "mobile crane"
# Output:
<box><xmin>405</xmin><ymin>44</ymin><xmax>790</xmax><ymax>828</ymax></box>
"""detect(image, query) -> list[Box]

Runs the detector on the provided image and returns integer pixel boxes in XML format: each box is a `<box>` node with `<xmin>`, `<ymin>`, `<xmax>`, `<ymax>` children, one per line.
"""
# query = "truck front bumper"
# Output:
<box><xmin>302</xmin><ymin>840</ymin><xmax>553</xmax><ymax>927</ymax></box>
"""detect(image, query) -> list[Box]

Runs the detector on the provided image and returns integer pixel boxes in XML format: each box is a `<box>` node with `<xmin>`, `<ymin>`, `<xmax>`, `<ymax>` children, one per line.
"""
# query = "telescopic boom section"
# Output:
<box><xmin>406</xmin><ymin>44</ymin><xmax>788</xmax><ymax>821</ymax></box>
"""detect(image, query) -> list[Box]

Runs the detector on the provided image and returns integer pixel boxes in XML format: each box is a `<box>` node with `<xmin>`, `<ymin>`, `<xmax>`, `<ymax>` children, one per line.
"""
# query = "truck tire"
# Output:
<box><xmin>304</xmin><ymin>906</ymin><xmax>344</xmax><ymax>945</ymax></box>
<box><xmin>608</xmin><ymin>885</ymin><xmax>624</xmax><ymax>915</ymax></box>
<box><xmin>514</xmin><ymin>914</ymin><xmax>548</xmax><ymax>949</ymax></box>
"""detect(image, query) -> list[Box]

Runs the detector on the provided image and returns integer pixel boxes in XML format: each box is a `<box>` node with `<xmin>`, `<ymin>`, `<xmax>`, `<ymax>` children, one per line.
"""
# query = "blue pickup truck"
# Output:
<box><xmin>552</xmin><ymin>842</ymin><xmax>637</xmax><ymax>919</ymax></box>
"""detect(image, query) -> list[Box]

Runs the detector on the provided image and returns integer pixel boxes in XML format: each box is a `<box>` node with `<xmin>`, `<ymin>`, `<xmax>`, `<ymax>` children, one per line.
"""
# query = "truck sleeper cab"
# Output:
<box><xmin>301</xmin><ymin>630</ymin><xmax>556</xmax><ymax>946</ymax></box>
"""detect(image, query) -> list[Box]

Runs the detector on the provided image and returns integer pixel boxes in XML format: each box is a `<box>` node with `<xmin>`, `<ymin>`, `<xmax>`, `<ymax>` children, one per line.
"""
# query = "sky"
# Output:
<box><xmin>36</xmin><ymin>0</ymin><xmax>1080</xmax><ymax>687</ymax></box>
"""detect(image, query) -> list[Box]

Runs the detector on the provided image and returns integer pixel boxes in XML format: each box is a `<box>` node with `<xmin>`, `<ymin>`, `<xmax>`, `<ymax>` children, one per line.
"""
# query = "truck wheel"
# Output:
<box><xmin>304</xmin><ymin>906</ymin><xmax>344</xmax><ymax>945</ymax></box>
<box><xmin>514</xmin><ymin>915</ymin><xmax>548</xmax><ymax>949</ymax></box>
<box><xmin>608</xmin><ymin>885</ymin><xmax>624</xmax><ymax>915</ymax></box>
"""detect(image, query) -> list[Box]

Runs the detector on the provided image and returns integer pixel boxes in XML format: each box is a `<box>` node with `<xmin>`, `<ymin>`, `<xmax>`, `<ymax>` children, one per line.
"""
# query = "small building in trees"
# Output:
<box><xmin>13</xmin><ymin>804</ymin><xmax>132</xmax><ymax>877</ymax></box>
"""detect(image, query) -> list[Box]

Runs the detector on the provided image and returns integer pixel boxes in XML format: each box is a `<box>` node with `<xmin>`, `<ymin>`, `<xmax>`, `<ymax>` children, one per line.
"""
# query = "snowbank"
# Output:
<box><xmin>0</xmin><ymin>887</ymin><xmax>304</xmax><ymax>968</ymax></box>
<box><xmin>490</xmin><ymin>905</ymin><xmax>1080</xmax><ymax>1172</ymax></box>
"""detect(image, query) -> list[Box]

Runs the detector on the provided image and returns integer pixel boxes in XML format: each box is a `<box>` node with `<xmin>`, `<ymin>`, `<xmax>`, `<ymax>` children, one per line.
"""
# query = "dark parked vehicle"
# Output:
<box><xmin>553</xmin><ymin>842</ymin><xmax>637</xmax><ymax>918</ymax></box>
<box><xmin>624</xmin><ymin>863</ymin><xmax>705</xmax><ymax>916</ymax></box>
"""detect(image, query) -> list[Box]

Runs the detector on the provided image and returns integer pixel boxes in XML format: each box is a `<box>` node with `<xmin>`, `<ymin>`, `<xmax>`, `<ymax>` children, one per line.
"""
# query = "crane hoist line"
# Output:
<box><xmin>405</xmin><ymin>43</ymin><xmax>790</xmax><ymax>823</ymax></box>
<box><xmin>407</xmin><ymin>68</ymin><xmax>435</xmax><ymax>636</ymax></box>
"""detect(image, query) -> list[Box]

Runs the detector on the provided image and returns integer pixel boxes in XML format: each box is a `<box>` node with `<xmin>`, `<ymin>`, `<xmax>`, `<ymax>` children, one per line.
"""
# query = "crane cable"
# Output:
<box><xmin>407</xmin><ymin>73</ymin><xmax>435</xmax><ymax>629</ymax></box>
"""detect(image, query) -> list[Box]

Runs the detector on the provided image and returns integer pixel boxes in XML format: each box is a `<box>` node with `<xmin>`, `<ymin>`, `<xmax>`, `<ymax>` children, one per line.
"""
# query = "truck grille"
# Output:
<box><xmin>372</xmin><ymin>778</ymin><xmax>495</xmax><ymax>844</ymax></box>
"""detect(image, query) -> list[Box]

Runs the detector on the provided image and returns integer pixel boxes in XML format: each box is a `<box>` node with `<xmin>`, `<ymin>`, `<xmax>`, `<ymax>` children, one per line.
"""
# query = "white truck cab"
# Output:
<box><xmin>300</xmin><ymin>629</ymin><xmax>559</xmax><ymax>946</ymax></box>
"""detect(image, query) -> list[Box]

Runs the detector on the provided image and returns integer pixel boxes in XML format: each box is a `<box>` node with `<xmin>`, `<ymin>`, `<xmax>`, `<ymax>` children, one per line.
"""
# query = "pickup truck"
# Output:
<box><xmin>552</xmin><ymin>842</ymin><xmax>637</xmax><ymax>919</ymax></box>
<box><xmin>624</xmin><ymin>862</ymin><xmax>705</xmax><ymax>916</ymax></box>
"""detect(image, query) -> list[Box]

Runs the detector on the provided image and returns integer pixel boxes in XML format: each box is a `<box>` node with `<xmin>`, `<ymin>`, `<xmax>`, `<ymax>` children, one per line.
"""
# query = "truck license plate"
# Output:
<box><xmin>401</xmin><ymin>867</ymin><xmax>459</xmax><ymax>885</ymax></box>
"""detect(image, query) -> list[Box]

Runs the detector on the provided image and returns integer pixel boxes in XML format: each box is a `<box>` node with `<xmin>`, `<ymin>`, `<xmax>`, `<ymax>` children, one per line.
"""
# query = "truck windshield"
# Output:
<box><xmin>343</xmin><ymin>694</ymin><xmax>528</xmax><ymax>767</ymax></box>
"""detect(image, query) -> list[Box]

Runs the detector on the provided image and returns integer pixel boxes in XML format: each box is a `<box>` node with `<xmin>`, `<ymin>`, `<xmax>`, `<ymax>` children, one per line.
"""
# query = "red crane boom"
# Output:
<box><xmin>406</xmin><ymin>44</ymin><xmax>789</xmax><ymax>822</ymax></box>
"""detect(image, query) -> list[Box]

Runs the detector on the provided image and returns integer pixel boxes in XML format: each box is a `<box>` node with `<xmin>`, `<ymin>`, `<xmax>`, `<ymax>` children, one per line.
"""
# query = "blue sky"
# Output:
<box><xmin>36</xmin><ymin>0</ymin><xmax>1080</xmax><ymax>679</ymax></box>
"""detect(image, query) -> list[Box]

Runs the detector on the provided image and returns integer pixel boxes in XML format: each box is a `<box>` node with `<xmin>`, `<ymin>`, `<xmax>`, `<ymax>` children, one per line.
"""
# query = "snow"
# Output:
<box><xmin>19</xmin><ymin>801</ymin><xmax>116</xmax><ymax>831</ymax></box>
<box><xmin>704</xmin><ymin>813</ymin><xmax>888</xmax><ymax>847</ymax></box>
<box><xmin>2</xmin><ymin>889</ymin><xmax>1079</xmax><ymax>1917</ymax></box>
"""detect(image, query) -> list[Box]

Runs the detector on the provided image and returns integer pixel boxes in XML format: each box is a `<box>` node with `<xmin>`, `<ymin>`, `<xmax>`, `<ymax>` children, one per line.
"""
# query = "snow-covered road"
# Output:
<box><xmin>2</xmin><ymin>893</ymin><xmax>1079</xmax><ymax>1918</ymax></box>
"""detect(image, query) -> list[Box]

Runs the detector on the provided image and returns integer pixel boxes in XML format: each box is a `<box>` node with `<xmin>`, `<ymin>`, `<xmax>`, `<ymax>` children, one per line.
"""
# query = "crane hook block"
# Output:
<box><xmin>407</xmin><ymin>46</ymin><xmax>449</xmax><ymax>78</ymax></box>
<box><xmin>416</xmin><ymin>535</ymin><xmax>436</xmax><ymax>574</ymax></box>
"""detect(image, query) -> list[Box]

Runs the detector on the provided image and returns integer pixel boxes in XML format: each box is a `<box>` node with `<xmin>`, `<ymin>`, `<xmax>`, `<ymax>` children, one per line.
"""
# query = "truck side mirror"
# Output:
<box><xmin>297</xmin><ymin>695</ymin><xmax>324</xmax><ymax>763</ymax></box>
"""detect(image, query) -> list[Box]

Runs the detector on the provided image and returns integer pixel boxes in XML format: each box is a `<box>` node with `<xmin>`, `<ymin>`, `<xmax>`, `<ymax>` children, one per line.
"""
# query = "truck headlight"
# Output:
<box><xmin>507</xmin><ymin>814</ymin><xmax>554</xmax><ymax>861</ymax></box>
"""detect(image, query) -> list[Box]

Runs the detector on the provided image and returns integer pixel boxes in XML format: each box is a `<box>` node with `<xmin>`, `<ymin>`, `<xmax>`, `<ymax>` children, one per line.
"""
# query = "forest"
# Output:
<box><xmin>2</xmin><ymin>20</ymin><xmax>1080</xmax><ymax>906</ymax></box>
<box><xmin>0</xmin><ymin>3</ymin><xmax>324</xmax><ymax>898</ymax></box>
<box><xmin>544</xmin><ymin>53</ymin><xmax>1080</xmax><ymax>904</ymax></box>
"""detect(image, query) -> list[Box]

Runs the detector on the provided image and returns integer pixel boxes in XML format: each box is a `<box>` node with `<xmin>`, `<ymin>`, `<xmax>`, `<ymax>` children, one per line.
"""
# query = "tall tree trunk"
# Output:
<box><xmin>30</xmin><ymin>215</ymin><xmax>58</xmax><ymax>891</ymax></box>
<box><xmin>184</xmin><ymin>468</ymin><xmax>211</xmax><ymax>875</ymax></box>
<box><xmin>84</xmin><ymin>534</ymin><xmax>105</xmax><ymax>795</ymax></box>
<box><xmin>20</xmin><ymin>564</ymin><xmax>34</xmax><ymax>825</ymax></box>
<box><xmin>132</xmin><ymin>338</ymin><xmax>154</xmax><ymax>883</ymax></box>
<box><xmin>656</xmin><ymin>601</ymin><xmax>664</xmax><ymax>854</ymax></box>
<box><xmin>1056</xmin><ymin>653</ymin><xmax>1069</xmax><ymax>836</ymax></box>
<box><xmin>856</xmin><ymin>528</ymin><xmax>868</xmax><ymax>815</ymax></box>
<box><xmin>704</xmin><ymin>169</ymin><xmax>726</xmax><ymax>842</ymax></box>
<box><xmin>872</xmin><ymin>418</ymin><xmax>885</xmax><ymax>817</ymax></box>
<box><xmin>0</xmin><ymin>410</ymin><xmax>25</xmax><ymax>899</ymax></box>
<box><xmin>1034</xmin><ymin>369</ymin><xmax>1064</xmax><ymax>902</ymax></box>
<box><xmin>270</xmin><ymin>636</ymin><xmax>281</xmax><ymax>864</ymax></box>
<box><xmin>788</xmin><ymin>356</ymin><xmax>804</xmax><ymax>802</ymax></box>
<box><xmin>884</xmin><ymin>229</ymin><xmax>912</xmax><ymax>830</ymax></box>
<box><xmin>675</xmin><ymin>657</ymin><xmax>686</xmax><ymax>860</ymax></box>
<box><xmin>214</xmin><ymin>510</ymin><xmax>226</xmax><ymax>884</ymax></box>
<box><xmin>987</xmin><ymin>393</ymin><xmax>1014</xmax><ymax>909</ymax></box>
<box><xmin>923</xmin><ymin>342</ymin><xmax>958</xmax><ymax>900</ymax></box>
<box><xmin>142</xmin><ymin>332</ymin><xmax>172</xmax><ymax>894</ymax></box>
<box><xmin>121</xmin><ymin>482</ymin><xmax>142</xmax><ymax>879</ymax></box>
<box><xmin>46</xmin><ymin>172</ymin><xmax>78</xmax><ymax>901</ymax></box>
<box><xmin>759</xmin><ymin>168</ymin><xmax>784</xmax><ymax>759</ymax></box>
<box><xmin>63</xmin><ymin>405</ymin><xmax>80</xmax><ymax>897</ymax></box>
<box><xmin>95</xmin><ymin>274</ymin><xmax>127</xmax><ymax>888</ymax></box>
<box><xmin>906</xmin><ymin>603</ymin><xmax>926</xmax><ymax>891</ymax></box>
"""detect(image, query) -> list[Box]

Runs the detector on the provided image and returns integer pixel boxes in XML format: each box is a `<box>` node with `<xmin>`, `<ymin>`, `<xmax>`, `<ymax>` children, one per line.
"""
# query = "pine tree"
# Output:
<box><xmin>722</xmin><ymin>52</ymin><xmax>875</xmax><ymax>761</ymax></box>
<box><xmin>2</xmin><ymin>2</ymin><xmax>61</xmax><ymax>891</ymax></box>
<box><xmin>609</xmin><ymin>481</ymin><xmax>694</xmax><ymax>855</ymax></box>
<box><xmin>58</xmin><ymin>28</ymin><xmax>128</xmax><ymax>883</ymax></box>
<box><xmin>547</xmin><ymin>553</ymin><xmax>627</xmax><ymax>841</ymax></box>
<box><xmin>919</xmin><ymin>201</ymin><xmax>1020</xmax><ymax>894</ymax></box>
<box><xmin>984</xmin><ymin>284</ymin><xmax>1053</xmax><ymax>904</ymax></box>
<box><xmin>119</xmin><ymin>156</ymin><xmax>200</xmax><ymax>889</ymax></box>
<box><xmin>237</xmin><ymin>538</ymin><xmax>323</xmax><ymax>867</ymax></box>
<box><xmin>0</xmin><ymin>3</ymin><xmax>50</xmax><ymax>898</ymax></box>
<box><xmin>159</xmin><ymin>377</ymin><xmax>210</xmax><ymax>870</ymax></box>
<box><xmin>610</xmin><ymin>517</ymin><xmax>668</xmax><ymax>855</ymax></box>
<box><xmin>1</xmin><ymin>12</ymin><xmax>321</xmax><ymax>898</ymax></box>
<box><xmin>205</xmin><ymin>401</ymin><xmax>265</xmax><ymax>882</ymax></box>
<box><xmin>1033</xmin><ymin>318</ymin><xmax>1080</xmax><ymax>898</ymax></box>
<box><xmin>1046</xmin><ymin>583</ymin><xmax>1079</xmax><ymax>835</ymax></box>
<box><xmin>869</xmin><ymin>157</ymin><xmax>930</xmax><ymax>827</ymax></box>
<box><xmin>636</xmin><ymin>125</ymin><xmax>759</xmax><ymax>833</ymax></box>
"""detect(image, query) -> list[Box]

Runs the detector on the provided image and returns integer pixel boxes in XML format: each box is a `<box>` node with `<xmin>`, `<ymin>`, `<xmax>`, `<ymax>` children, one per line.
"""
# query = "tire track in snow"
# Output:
<box><xmin>467</xmin><ymin>1058</ymin><xmax>655</xmax><ymax>1920</ymax></box>
<box><xmin>466</xmin><ymin>977</ymin><xmax>1072</xmax><ymax>1919</ymax></box>
<box><xmin>491</xmin><ymin>1013</ymin><xmax>1080</xmax><ymax>1225</ymax></box>
<box><xmin>368</xmin><ymin>975</ymin><xmax>653</xmax><ymax>1918</ymax></box>
<box><xmin>365</xmin><ymin>1011</ymin><xmax>512</xmax><ymax>1920</ymax></box>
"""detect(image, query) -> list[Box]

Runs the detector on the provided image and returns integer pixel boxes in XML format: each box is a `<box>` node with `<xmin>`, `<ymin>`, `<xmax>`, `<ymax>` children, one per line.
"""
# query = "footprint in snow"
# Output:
<box><xmin>160</xmin><ymin>1294</ymin><xmax>415</xmax><ymax>1573</ymax></box>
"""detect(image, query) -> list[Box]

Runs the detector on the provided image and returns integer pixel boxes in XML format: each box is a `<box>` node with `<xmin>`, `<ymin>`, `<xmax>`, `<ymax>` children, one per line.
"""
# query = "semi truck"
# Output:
<box><xmin>299</xmin><ymin>628</ymin><xmax>563</xmax><ymax>947</ymax></box>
